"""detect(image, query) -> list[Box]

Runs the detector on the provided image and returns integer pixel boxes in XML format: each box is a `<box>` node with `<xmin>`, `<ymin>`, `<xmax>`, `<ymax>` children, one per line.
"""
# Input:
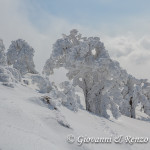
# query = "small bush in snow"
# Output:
<box><xmin>59</xmin><ymin>81</ymin><xmax>82</xmax><ymax>111</ymax></box>
<box><xmin>22</xmin><ymin>73</ymin><xmax>52</xmax><ymax>93</ymax></box>
<box><xmin>41</xmin><ymin>81</ymin><xmax>82</xmax><ymax>112</ymax></box>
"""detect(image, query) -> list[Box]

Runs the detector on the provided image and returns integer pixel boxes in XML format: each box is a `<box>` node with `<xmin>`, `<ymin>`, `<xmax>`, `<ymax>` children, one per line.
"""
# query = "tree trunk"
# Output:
<box><xmin>129</xmin><ymin>97</ymin><xmax>136</xmax><ymax>118</ymax></box>
<box><xmin>83</xmin><ymin>79</ymin><xmax>91</xmax><ymax>112</ymax></box>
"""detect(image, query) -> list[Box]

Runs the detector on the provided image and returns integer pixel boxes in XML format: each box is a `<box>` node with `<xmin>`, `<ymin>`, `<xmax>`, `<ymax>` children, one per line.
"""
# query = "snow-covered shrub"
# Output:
<box><xmin>0</xmin><ymin>39</ymin><xmax>21</xmax><ymax>87</ymax></box>
<box><xmin>31</xmin><ymin>74</ymin><xmax>52</xmax><ymax>93</ymax></box>
<box><xmin>0</xmin><ymin>39</ymin><xmax>7</xmax><ymax>66</ymax></box>
<box><xmin>140</xmin><ymin>79</ymin><xmax>150</xmax><ymax>115</ymax></box>
<box><xmin>7</xmin><ymin>39</ymin><xmax>38</xmax><ymax>75</ymax></box>
<box><xmin>22</xmin><ymin>73</ymin><xmax>52</xmax><ymax>93</ymax></box>
<box><xmin>23</xmin><ymin>79</ymin><xmax>29</xmax><ymax>85</ymax></box>
<box><xmin>41</xmin><ymin>94</ymin><xmax>71</xmax><ymax>128</ymax></box>
<box><xmin>120</xmin><ymin>75</ymin><xmax>139</xmax><ymax>118</ymax></box>
<box><xmin>6</xmin><ymin>66</ymin><xmax>21</xmax><ymax>82</ymax></box>
<box><xmin>42</xmin><ymin>89</ymin><xmax>62</xmax><ymax>110</ymax></box>
<box><xmin>87</xmin><ymin>82</ymin><xmax>121</xmax><ymax>118</ymax></box>
<box><xmin>0</xmin><ymin>66</ymin><xmax>21</xmax><ymax>87</ymax></box>
<box><xmin>41</xmin><ymin>95</ymin><xmax>58</xmax><ymax>110</ymax></box>
<box><xmin>56</xmin><ymin>112</ymin><xmax>71</xmax><ymax>128</ymax></box>
<box><xmin>59</xmin><ymin>81</ymin><xmax>82</xmax><ymax>111</ymax></box>
<box><xmin>41</xmin><ymin>81</ymin><xmax>82</xmax><ymax>112</ymax></box>
<box><xmin>0</xmin><ymin>67</ymin><xmax>12</xmax><ymax>82</ymax></box>
<box><xmin>120</xmin><ymin>75</ymin><xmax>150</xmax><ymax>118</ymax></box>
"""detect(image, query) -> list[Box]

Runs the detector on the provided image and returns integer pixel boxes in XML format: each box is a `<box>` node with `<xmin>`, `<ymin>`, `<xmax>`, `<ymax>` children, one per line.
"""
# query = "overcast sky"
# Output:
<box><xmin>1</xmin><ymin>0</ymin><xmax>150</xmax><ymax>82</ymax></box>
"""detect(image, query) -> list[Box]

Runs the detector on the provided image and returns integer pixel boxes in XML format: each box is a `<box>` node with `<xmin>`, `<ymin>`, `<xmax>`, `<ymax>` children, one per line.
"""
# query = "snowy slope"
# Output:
<box><xmin>0</xmin><ymin>84</ymin><xmax>150</xmax><ymax>150</ymax></box>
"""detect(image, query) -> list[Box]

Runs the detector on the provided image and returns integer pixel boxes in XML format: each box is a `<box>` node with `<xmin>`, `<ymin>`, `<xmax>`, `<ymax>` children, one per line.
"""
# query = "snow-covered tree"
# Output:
<box><xmin>7</xmin><ymin>39</ymin><xmax>38</xmax><ymax>75</ymax></box>
<box><xmin>43</xmin><ymin>29</ymin><xmax>150</xmax><ymax>119</ymax></box>
<box><xmin>121</xmin><ymin>75</ymin><xmax>142</xmax><ymax>118</ymax></box>
<box><xmin>140</xmin><ymin>79</ymin><xmax>150</xmax><ymax>115</ymax></box>
<box><xmin>43</xmin><ymin>29</ymin><xmax>126</xmax><ymax>118</ymax></box>
<box><xmin>0</xmin><ymin>39</ymin><xmax>21</xmax><ymax>87</ymax></box>
<box><xmin>0</xmin><ymin>39</ymin><xmax>7</xmax><ymax>66</ymax></box>
<box><xmin>120</xmin><ymin>75</ymin><xmax>150</xmax><ymax>118</ymax></box>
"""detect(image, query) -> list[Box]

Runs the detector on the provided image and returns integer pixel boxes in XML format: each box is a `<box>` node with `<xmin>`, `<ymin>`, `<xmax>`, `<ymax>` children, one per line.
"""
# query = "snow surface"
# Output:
<box><xmin>0</xmin><ymin>84</ymin><xmax>150</xmax><ymax>150</ymax></box>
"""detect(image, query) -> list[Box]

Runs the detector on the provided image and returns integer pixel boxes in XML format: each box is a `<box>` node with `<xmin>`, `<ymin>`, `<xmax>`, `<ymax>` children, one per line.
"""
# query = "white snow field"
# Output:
<box><xmin>0</xmin><ymin>84</ymin><xmax>150</xmax><ymax>150</ymax></box>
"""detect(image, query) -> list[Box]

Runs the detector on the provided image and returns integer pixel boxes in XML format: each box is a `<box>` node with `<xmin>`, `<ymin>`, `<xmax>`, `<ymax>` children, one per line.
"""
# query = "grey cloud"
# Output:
<box><xmin>140</xmin><ymin>38</ymin><xmax>150</xmax><ymax>50</ymax></box>
<box><xmin>103</xmin><ymin>35</ymin><xmax>150</xmax><ymax>79</ymax></box>
<box><xmin>1</xmin><ymin>0</ymin><xmax>150</xmax><ymax>81</ymax></box>
<box><xmin>129</xmin><ymin>53</ymin><xmax>150</xmax><ymax>65</ymax></box>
